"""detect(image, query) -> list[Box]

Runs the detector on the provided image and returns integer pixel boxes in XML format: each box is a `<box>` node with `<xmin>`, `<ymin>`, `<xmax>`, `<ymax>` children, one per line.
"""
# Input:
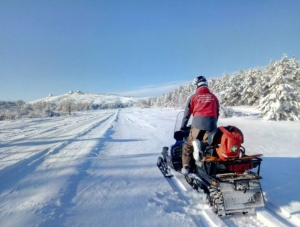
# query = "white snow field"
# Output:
<box><xmin>0</xmin><ymin>107</ymin><xmax>300</xmax><ymax>227</ymax></box>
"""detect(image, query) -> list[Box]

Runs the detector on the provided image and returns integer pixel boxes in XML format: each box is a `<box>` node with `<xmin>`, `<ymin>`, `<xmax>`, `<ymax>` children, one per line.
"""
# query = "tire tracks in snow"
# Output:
<box><xmin>37</xmin><ymin>110</ymin><xmax>119</xmax><ymax>226</ymax></box>
<box><xmin>0</xmin><ymin>111</ymin><xmax>115</xmax><ymax>193</ymax></box>
<box><xmin>255</xmin><ymin>199</ymin><xmax>300</xmax><ymax>227</ymax></box>
<box><xmin>0</xmin><ymin>111</ymin><xmax>115</xmax><ymax>172</ymax></box>
<box><xmin>1</xmin><ymin>112</ymin><xmax>109</xmax><ymax>146</ymax></box>
<box><xmin>0</xmin><ymin>110</ymin><xmax>118</xmax><ymax>227</ymax></box>
<box><xmin>165</xmin><ymin>169</ymin><xmax>226</xmax><ymax>227</ymax></box>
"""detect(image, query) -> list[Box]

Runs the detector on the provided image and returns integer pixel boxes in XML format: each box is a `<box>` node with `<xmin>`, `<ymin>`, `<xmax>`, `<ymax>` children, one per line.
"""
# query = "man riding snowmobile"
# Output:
<box><xmin>181</xmin><ymin>76</ymin><xmax>219</xmax><ymax>175</ymax></box>
<box><xmin>157</xmin><ymin>78</ymin><xmax>265</xmax><ymax>216</ymax></box>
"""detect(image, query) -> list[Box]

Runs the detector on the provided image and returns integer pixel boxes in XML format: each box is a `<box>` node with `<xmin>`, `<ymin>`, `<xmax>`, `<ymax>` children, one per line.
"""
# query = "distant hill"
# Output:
<box><xmin>1</xmin><ymin>92</ymin><xmax>145</xmax><ymax>120</ymax></box>
<box><xmin>29</xmin><ymin>92</ymin><xmax>143</xmax><ymax>107</ymax></box>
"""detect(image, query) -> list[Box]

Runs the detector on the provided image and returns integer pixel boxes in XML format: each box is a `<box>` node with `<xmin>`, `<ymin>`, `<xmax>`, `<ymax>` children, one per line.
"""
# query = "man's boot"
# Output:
<box><xmin>181</xmin><ymin>164</ymin><xmax>190</xmax><ymax>175</ymax></box>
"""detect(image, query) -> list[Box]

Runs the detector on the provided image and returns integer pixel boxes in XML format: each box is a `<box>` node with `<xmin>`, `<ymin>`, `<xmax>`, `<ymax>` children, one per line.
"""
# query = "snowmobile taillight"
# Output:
<box><xmin>228</xmin><ymin>163</ymin><xmax>253</xmax><ymax>174</ymax></box>
<box><xmin>211</xmin><ymin>181</ymin><xmax>217</xmax><ymax>186</ymax></box>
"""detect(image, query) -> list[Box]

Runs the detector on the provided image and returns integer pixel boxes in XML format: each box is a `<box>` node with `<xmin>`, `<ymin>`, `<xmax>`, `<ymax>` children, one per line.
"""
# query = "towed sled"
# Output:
<box><xmin>157</xmin><ymin>112</ymin><xmax>265</xmax><ymax>216</ymax></box>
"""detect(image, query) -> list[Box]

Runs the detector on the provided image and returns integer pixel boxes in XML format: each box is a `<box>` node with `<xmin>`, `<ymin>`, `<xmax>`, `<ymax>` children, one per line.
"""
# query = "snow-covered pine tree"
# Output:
<box><xmin>176</xmin><ymin>86</ymin><xmax>185</xmax><ymax>109</ymax></box>
<box><xmin>176</xmin><ymin>87</ymin><xmax>183</xmax><ymax>108</ymax></box>
<box><xmin>247</xmin><ymin>62</ymin><xmax>271</xmax><ymax>108</ymax></box>
<box><xmin>180</xmin><ymin>83</ymin><xmax>195</xmax><ymax>109</ymax></box>
<box><xmin>257</xmin><ymin>54</ymin><xmax>300</xmax><ymax>121</ymax></box>
<box><xmin>241</xmin><ymin>68</ymin><xmax>259</xmax><ymax>105</ymax></box>
<box><xmin>207</xmin><ymin>78</ymin><xmax>223</xmax><ymax>102</ymax></box>
<box><xmin>207</xmin><ymin>78</ymin><xmax>218</xmax><ymax>94</ymax></box>
<box><xmin>150</xmin><ymin>96</ymin><xmax>157</xmax><ymax>106</ymax></box>
<box><xmin>207</xmin><ymin>78</ymin><xmax>216</xmax><ymax>92</ymax></box>
<box><xmin>155</xmin><ymin>97</ymin><xmax>160</xmax><ymax>107</ymax></box>
<box><xmin>217</xmin><ymin>73</ymin><xmax>231</xmax><ymax>103</ymax></box>
<box><xmin>171</xmin><ymin>89</ymin><xmax>178</xmax><ymax>107</ymax></box>
<box><xmin>163</xmin><ymin>93</ymin><xmax>172</xmax><ymax>107</ymax></box>
<box><xmin>289</xmin><ymin>56</ymin><xmax>300</xmax><ymax>95</ymax></box>
<box><xmin>251</xmin><ymin>69</ymin><xmax>266</xmax><ymax>105</ymax></box>
<box><xmin>222</xmin><ymin>72</ymin><xmax>243</xmax><ymax>106</ymax></box>
<box><xmin>187</xmin><ymin>83</ymin><xmax>195</xmax><ymax>95</ymax></box>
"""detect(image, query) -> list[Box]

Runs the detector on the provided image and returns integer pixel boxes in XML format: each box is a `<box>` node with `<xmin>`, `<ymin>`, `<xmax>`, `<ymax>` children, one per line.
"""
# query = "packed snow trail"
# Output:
<box><xmin>0</xmin><ymin>108</ymin><xmax>197</xmax><ymax>227</ymax></box>
<box><xmin>0</xmin><ymin>110</ymin><xmax>117</xmax><ymax>170</ymax></box>
<box><xmin>60</xmin><ymin>108</ymin><xmax>197</xmax><ymax>227</ymax></box>
<box><xmin>0</xmin><ymin>107</ymin><xmax>300</xmax><ymax>226</ymax></box>
<box><xmin>0</xmin><ymin>110</ymin><xmax>119</xmax><ymax>226</ymax></box>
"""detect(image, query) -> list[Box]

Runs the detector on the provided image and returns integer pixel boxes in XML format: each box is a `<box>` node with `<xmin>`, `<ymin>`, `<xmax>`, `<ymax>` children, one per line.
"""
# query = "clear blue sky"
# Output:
<box><xmin>1</xmin><ymin>0</ymin><xmax>300</xmax><ymax>101</ymax></box>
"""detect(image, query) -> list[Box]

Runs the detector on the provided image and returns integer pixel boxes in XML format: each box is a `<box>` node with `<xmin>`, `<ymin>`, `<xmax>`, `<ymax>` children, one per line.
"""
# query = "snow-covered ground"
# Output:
<box><xmin>0</xmin><ymin>107</ymin><xmax>299</xmax><ymax>227</ymax></box>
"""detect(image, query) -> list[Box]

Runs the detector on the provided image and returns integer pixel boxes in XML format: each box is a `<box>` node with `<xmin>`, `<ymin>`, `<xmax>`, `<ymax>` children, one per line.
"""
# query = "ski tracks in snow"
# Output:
<box><xmin>0</xmin><ymin>110</ymin><xmax>118</xmax><ymax>227</ymax></box>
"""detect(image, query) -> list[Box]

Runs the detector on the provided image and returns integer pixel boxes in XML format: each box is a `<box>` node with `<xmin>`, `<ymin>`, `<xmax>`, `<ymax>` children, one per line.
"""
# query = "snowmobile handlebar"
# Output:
<box><xmin>173</xmin><ymin>126</ymin><xmax>190</xmax><ymax>142</ymax></box>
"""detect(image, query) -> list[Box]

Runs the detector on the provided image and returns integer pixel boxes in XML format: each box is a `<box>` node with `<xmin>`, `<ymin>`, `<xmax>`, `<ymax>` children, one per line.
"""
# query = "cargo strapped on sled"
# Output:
<box><xmin>216</xmin><ymin>126</ymin><xmax>243</xmax><ymax>161</ymax></box>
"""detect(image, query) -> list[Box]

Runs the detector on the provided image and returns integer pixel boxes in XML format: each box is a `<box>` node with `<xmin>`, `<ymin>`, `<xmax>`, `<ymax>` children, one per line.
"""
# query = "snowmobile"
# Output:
<box><xmin>157</xmin><ymin>112</ymin><xmax>265</xmax><ymax>216</ymax></box>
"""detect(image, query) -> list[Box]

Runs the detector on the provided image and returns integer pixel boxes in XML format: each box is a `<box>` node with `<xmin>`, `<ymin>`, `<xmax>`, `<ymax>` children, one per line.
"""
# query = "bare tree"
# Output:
<box><xmin>57</xmin><ymin>98</ymin><xmax>76</xmax><ymax>115</ymax></box>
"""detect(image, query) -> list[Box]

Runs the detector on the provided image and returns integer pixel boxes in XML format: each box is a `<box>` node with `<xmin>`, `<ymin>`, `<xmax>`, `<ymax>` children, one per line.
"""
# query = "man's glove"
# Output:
<box><xmin>180</xmin><ymin>126</ymin><xmax>188</xmax><ymax>131</ymax></box>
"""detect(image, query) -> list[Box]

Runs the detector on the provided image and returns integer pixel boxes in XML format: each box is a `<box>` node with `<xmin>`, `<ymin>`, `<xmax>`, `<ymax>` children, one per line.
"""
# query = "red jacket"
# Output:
<box><xmin>181</xmin><ymin>87</ymin><xmax>219</xmax><ymax>130</ymax></box>
<box><xmin>190</xmin><ymin>87</ymin><xmax>219</xmax><ymax>118</ymax></box>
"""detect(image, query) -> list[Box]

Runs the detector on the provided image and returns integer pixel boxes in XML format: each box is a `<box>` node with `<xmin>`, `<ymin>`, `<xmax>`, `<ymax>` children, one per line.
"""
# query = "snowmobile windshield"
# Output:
<box><xmin>174</xmin><ymin>111</ymin><xmax>192</xmax><ymax>132</ymax></box>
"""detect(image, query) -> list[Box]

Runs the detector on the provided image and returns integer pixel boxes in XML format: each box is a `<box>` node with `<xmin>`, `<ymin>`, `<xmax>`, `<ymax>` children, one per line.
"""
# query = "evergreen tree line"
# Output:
<box><xmin>149</xmin><ymin>54</ymin><xmax>300</xmax><ymax>121</ymax></box>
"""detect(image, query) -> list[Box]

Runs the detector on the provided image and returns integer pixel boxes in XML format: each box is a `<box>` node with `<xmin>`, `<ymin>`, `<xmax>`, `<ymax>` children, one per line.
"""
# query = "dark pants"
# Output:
<box><xmin>182</xmin><ymin>127</ymin><xmax>211</xmax><ymax>166</ymax></box>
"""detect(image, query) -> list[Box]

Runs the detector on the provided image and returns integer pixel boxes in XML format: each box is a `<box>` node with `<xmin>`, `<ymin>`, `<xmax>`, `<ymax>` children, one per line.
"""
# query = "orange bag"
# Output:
<box><xmin>216</xmin><ymin>126</ymin><xmax>243</xmax><ymax>161</ymax></box>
